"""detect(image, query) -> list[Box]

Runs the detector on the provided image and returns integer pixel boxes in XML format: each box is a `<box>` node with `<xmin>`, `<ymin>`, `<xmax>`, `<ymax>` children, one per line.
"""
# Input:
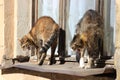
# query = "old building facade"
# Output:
<box><xmin>0</xmin><ymin>0</ymin><xmax>119</xmax><ymax>80</ymax></box>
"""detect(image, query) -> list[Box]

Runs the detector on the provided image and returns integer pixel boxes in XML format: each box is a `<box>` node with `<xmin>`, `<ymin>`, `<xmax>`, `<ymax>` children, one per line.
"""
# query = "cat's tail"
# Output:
<box><xmin>39</xmin><ymin>24</ymin><xmax>59</xmax><ymax>53</ymax></box>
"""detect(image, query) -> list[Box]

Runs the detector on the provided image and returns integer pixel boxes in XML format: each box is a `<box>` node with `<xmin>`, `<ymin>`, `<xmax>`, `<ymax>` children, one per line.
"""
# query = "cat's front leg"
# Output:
<box><xmin>38</xmin><ymin>52</ymin><xmax>46</xmax><ymax>65</ymax></box>
<box><xmin>79</xmin><ymin>57</ymin><xmax>85</xmax><ymax>68</ymax></box>
<box><xmin>79</xmin><ymin>49</ymin><xmax>85</xmax><ymax>68</ymax></box>
<box><xmin>85</xmin><ymin>57</ymin><xmax>93</xmax><ymax>69</ymax></box>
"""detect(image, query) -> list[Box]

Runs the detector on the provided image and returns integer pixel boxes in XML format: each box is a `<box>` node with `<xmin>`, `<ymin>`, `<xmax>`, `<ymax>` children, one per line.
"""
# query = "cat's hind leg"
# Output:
<box><xmin>48</xmin><ymin>39</ymin><xmax>57</xmax><ymax>65</ymax></box>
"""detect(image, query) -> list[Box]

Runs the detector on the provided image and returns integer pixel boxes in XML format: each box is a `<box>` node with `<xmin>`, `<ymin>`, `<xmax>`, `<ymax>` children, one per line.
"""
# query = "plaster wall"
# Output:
<box><xmin>14</xmin><ymin>0</ymin><xmax>32</xmax><ymax>56</ymax></box>
<box><xmin>0</xmin><ymin>0</ymin><xmax>32</xmax><ymax>62</ymax></box>
<box><xmin>114</xmin><ymin>0</ymin><xmax>120</xmax><ymax>80</ymax></box>
<box><xmin>0</xmin><ymin>0</ymin><xmax>4</xmax><ymax>64</ymax></box>
<box><xmin>115</xmin><ymin>0</ymin><xmax>120</xmax><ymax>47</ymax></box>
<box><xmin>0</xmin><ymin>0</ymin><xmax>14</xmax><ymax>63</ymax></box>
<box><xmin>4</xmin><ymin>0</ymin><xmax>14</xmax><ymax>59</ymax></box>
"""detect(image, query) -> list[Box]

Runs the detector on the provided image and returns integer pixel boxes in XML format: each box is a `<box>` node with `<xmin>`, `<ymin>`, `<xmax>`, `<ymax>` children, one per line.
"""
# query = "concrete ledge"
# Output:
<box><xmin>1</xmin><ymin>67</ymin><xmax>116</xmax><ymax>80</ymax></box>
<box><xmin>0</xmin><ymin>62</ymin><xmax>116</xmax><ymax>80</ymax></box>
<box><xmin>1</xmin><ymin>62</ymin><xmax>115</xmax><ymax>76</ymax></box>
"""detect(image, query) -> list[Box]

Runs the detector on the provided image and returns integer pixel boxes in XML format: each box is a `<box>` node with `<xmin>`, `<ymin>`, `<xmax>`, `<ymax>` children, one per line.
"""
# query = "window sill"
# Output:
<box><xmin>0</xmin><ymin>57</ymin><xmax>115</xmax><ymax>77</ymax></box>
<box><xmin>1</xmin><ymin>60</ymin><xmax>114</xmax><ymax>77</ymax></box>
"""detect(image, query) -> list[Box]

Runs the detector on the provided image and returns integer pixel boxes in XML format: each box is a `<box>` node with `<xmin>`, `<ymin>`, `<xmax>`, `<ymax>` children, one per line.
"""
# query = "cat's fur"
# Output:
<box><xmin>19</xmin><ymin>16</ymin><xmax>59</xmax><ymax>65</ymax></box>
<box><xmin>70</xmin><ymin>9</ymin><xmax>104</xmax><ymax>69</ymax></box>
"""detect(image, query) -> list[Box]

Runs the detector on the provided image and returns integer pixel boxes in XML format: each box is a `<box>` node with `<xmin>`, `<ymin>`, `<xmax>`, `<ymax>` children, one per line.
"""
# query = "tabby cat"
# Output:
<box><xmin>70</xmin><ymin>9</ymin><xmax>104</xmax><ymax>69</ymax></box>
<box><xmin>19</xmin><ymin>16</ymin><xmax>59</xmax><ymax>65</ymax></box>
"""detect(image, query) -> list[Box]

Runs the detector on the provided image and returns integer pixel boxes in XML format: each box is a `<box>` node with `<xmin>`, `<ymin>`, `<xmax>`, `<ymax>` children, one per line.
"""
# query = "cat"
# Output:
<box><xmin>70</xmin><ymin>9</ymin><xmax>104</xmax><ymax>69</ymax></box>
<box><xmin>19</xmin><ymin>16</ymin><xmax>59</xmax><ymax>65</ymax></box>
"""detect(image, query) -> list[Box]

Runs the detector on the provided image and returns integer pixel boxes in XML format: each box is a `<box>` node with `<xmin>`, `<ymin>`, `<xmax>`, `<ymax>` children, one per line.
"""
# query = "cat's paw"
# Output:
<box><xmin>48</xmin><ymin>59</ymin><xmax>56</xmax><ymax>65</ymax></box>
<box><xmin>38</xmin><ymin>60</ymin><xmax>44</xmax><ymax>65</ymax></box>
<box><xmin>79</xmin><ymin>57</ymin><xmax>85</xmax><ymax>68</ymax></box>
<box><xmin>85</xmin><ymin>64</ymin><xmax>91</xmax><ymax>69</ymax></box>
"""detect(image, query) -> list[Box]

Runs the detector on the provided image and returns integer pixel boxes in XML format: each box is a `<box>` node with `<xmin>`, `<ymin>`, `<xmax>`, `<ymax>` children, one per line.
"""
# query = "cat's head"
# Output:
<box><xmin>70</xmin><ymin>33</ymin><xmax>88</xmax><ymax>53</ymax></box>
<box><xmin>19</xmin><ymin>35</ymin><xmax>32</xmax><ymax>50</ymax></box>
<box><xmin>71</xmin><ymin>34</ymin><xmax>83</xmax><ymax>51</ymax></box>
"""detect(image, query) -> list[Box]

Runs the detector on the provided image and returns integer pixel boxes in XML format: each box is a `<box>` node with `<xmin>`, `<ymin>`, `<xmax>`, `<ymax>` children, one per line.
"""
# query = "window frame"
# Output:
<box><xmin>32</xmin><ymin>0</ymin><xmax>115</xmax><ymax>59</ymax></box>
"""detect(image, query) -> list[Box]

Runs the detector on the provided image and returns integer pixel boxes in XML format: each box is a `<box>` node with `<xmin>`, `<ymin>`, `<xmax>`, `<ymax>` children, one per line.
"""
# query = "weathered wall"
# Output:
<box><xmin>4</xmin><ymin>0</ymin><xmax>14</xmax><ymax>59</ymax></box>
<box><xmin>0</xmin><ymin>0</ymin><xmax>5</xmax><ymax>64</ymax></box>
<box><xmin>0</xmin><ymin>0</ymin><xmax>32</xmax><ymax>60</ymax></box>
<box><xmin>14</xmin><ymin>0</ymin><xmax>32</xmax><ymax>56</ymax></box>
<box><xmin>114</xmin><ymin>0</ymin><xmax>120</xmax><ymax>80</ymax></box>
<box><xmin>0</xmin><ymin>0</ymin><xmax>14</xmax><ymax>63</ymax></box>
<box><xmin>115</xmin><ymin>0</ymin><xmax>120</xmax><ymax>47</ymax></box>
<box><xmin>0</xmin><ymin>0</ymin><xmax>15</xmax><ymax>70</ymax></box>
<box><xmin>0</xmin><ymin>0</ymin><xmax>32</xmax><ymax>61</ymax></box>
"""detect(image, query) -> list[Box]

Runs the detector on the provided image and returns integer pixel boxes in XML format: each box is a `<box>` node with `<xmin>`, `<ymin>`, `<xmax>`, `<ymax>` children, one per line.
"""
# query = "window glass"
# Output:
<box><xmin>38</xmin><ymin>0</ymin><xmax>59</xmax><ymax>23</ymax></box>
<box><xmin>66</xmin><ymin>0</ymin><xmax>96</xmax><ymax>55</ymax></box>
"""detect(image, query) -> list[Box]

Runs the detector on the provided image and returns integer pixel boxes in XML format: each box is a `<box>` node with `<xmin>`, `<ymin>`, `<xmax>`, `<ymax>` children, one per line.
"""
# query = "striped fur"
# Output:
<box><xmin>19</xmin><ymin>16</ymin><xmax>59</xmax><ymax>65</ymax></box>
<box><xmin>39</xmin><ymin>30</ymin><xmax>58</xmax><ymax>53</ymax></box>
<box><xmin>70</xmin><ymin>9</ymin><xmax>104</xmax><ymax>69</ymax></box>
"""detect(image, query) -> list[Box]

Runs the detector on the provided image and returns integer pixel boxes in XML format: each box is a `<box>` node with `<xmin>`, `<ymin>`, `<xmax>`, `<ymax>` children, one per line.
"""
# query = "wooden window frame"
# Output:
<box><xmin>58</xmin><ymin>0</ymin><xmax>67</xmax><ymax>58</ymax></box>
<box><xmin>31</xmin><ymin>0</ymin><xmax>106</xmax><ymax>56</ymax></box>
<box><xmin>95</xmin><ymin>0</ymin><xmax>104</xmax><ymax>18</ymax></box>
<box><xmin>32</xmin><ymin>0</ymin><xmax>38</xmax><ymax>26</ymax></box>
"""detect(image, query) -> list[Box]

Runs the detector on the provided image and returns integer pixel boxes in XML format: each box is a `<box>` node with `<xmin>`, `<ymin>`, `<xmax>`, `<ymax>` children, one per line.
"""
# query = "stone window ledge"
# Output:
<box><xmin>0</xmin><ymin>60</ymin><xmax>115</xmax><ymax>76</ymax></box>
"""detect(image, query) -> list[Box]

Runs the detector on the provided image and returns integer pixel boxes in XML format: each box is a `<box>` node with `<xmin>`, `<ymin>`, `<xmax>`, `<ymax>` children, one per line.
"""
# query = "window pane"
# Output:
<box><xmin>38</xmin><ymin>0</ymin><xmax>59</xmax><ymax>23</ymax></box>
<box><xmin>66</xmin><ymin>0</ymin><xmax>96</xmax><ymax>55</ymax></box>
